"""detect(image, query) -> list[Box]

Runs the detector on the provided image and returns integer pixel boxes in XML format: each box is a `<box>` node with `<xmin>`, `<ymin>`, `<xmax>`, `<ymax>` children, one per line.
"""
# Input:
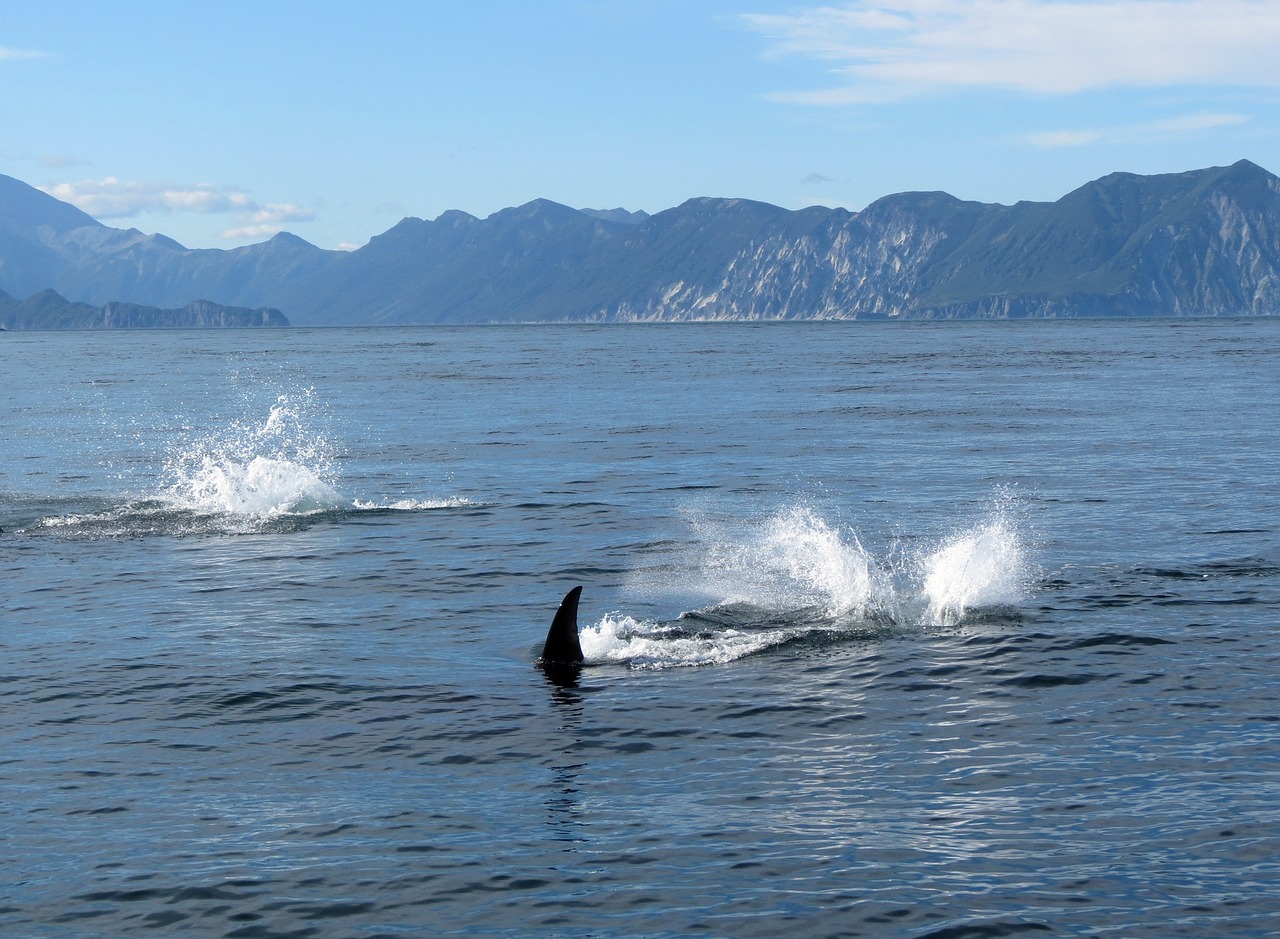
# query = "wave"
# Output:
<box><xmin>24</xmin><ymin>497</ymin><xmax>473</xmax><ymax>539</ymax></box>
<box><xmin>596</xmin><ymin>500</ymin><xmax>1036</xmax><ymax>669</ymax></box>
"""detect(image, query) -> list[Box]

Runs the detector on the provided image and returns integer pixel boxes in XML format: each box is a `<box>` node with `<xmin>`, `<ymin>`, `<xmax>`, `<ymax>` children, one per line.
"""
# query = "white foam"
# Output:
<box><xmin>39</xmin><ymin>511</ymin><xmax>114</xmax><ymax>530</ymax></box>
<box><xmin>579</xmin><ymin>613</ymin><xmax>789</xmax><ymax>670</ymax></box>
<box><xmin>179</xmin><ymin>454</ymin><xmax>345</xmax><ymax>516</ymax></box>
<box><xmin>352</xmin><ymin>497</ymin><xmax>475</xmax><ymax>511</ymax></box>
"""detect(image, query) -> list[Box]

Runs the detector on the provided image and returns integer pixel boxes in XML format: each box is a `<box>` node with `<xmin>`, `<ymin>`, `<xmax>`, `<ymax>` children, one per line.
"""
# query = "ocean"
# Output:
<box><xmin>2</xmin><ymin>318</ymin><xmax>1278</xmax><ymax>938</ymax></box>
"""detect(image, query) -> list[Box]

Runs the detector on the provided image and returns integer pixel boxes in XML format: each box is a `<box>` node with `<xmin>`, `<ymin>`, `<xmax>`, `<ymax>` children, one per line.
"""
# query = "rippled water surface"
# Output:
<box><xmin>2</xmin><ymin>320</ymin><xmax>1278</xmax><ymax>937</ymax></box>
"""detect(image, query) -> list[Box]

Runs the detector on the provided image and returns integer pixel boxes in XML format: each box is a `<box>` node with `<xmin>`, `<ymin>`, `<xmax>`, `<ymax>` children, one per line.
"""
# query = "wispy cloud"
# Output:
<box><xmin>0</xmin><ymin>46</ymin><xmax>48</xmax><ymax>61</ymax></box>
<box><xmin>1024</xmin><ymin>111</ymin><xmax>1250</xmax><ymax>147</ymax></box>
<box><xmin>742</xmin><ymin>1</ymin><xmax>1280</xmax><ymax>102</ymax></box>
<box><xmin>40</xmin><ymin>155</ymin><xmax>92</xmax><ymax>169</ymax></box>
<box><xmin>1023</xmin><ymin>129</ymin><xmax>1104</xmax><ymax>148</ymax></box>
<box><xmin>39</xmin><ymin>177</ymin><xmax>315</xmax><ymax>240</ymax></box>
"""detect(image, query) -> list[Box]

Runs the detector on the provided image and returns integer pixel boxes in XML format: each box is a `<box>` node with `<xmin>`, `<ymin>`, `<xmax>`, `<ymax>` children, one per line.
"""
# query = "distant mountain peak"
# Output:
<box><xmin>267</xmin><ymin>230</ymin><xmax>317</xmax><ymax>247</ymax></box>
<box><xmin>1203</xmin><ymin>158</ymin><xmax>1280</xmax><ymax>194</ymax></box>
<box><xmin>434</xmin><ymin>209</ymin><xmax>479</xmax><ymax>225</ymax></box>
<box><xmin>580</xmin><ymin>207</ymin><xmax>649</xmax><ymax>225</ymax></box>
<box><xmin>489</xmin><ymin>198</ymin><xmax>586</xmax><ymax>226</ymax></box>
<box><xmin>1228</xmin><ymin>157</ymin><xmax>1265</xmax><ymax>172</ymax></box>
<box><xmin>245</xmin><ymin>230</ymin><xmax>328</xmax><ymax>257</ymax></box>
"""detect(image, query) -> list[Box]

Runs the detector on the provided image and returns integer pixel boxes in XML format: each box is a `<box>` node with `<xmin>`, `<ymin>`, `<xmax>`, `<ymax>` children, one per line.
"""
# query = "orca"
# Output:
<box><xmin>540</xmin><ymin>585</ymin><xmax>585</xmax><ymax>667</ymax></box>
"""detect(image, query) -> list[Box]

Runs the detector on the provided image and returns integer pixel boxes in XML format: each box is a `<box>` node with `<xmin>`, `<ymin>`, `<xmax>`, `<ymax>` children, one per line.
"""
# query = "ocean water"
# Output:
<box><xmin>1</xmin><ymin>319</ymin><xmax>1278</xmax><ymax>938</ymax></box>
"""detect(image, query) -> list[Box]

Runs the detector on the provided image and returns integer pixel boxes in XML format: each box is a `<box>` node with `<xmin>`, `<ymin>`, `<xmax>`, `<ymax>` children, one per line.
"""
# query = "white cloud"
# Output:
<box><xmin>39</xmin><ymin>176</ymin><xmax>315</xmax><ymax>240</ymax></box>
<box><xmin>1024</xmin><ymin>111</ymin><xmax>1249</xmax><ymax>147</ymax></box>
<box><xmin>222</xmin><ymin>203</ymin><xmax>317</xmax><ymax>240</ymax></box>
<box><xmin>742</xmin><ymin>1</ymin><xmax>1280</xmax><ymax>102</ymax></box>
<box><xmin>40</xmin><ymin>177</ymin><xmax>252</xmax><ymax>217</ymax></box>
<box><xmin>251</xmin><ymin>203</ymin><xmax>316</xmax><ymax>225</ymax></box>
<box><xmin>220</xmin><ymin>223</ymin><xmax>287</xmax><ymax>240</ymax></box>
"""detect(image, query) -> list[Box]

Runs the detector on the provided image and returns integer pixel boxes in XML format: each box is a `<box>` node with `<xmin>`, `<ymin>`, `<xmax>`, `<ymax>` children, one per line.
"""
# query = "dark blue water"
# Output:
<box><xmin>2</xmin><ymin>320</ymin><xmax>1278</xmax><ymax>937</ymax></box>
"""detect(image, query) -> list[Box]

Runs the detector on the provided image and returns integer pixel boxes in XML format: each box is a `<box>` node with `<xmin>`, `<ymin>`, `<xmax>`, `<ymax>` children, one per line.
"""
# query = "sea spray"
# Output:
<box><xmin>610</xmin><ymin>498</ymin><xmax>1037</xmax><ymax>666</ymax></box>
<box><xmin>689</xmin><ymin>505</ymin><xmax>886</xmax><ymax>617</ymax></box>
<box><xmin>161</xmin><ymin>391</ymin><xmax>347</xmax><ymax>517</ymax></box>
<box><xmin>920</xmin><ymin>512</ymin><xmax>1031</xmax><ymax>626</ymax></box>
<box><xmin>28</xmin><ymin>386</ymin><xmax>473</xmax><ymax>538</ymax></box>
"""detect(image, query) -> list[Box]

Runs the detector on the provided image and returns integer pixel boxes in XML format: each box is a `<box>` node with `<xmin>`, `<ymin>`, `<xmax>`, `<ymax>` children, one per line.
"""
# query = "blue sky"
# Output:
<box><xmin>3</xmin><ymin>1</ymin><xmax>1278</xmax><ymax>250</ymax></box>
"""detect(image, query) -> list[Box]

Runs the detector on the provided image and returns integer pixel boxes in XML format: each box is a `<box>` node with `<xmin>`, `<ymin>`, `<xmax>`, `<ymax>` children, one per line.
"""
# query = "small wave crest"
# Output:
<box><xmin>352</xmin><ymin>497</ymin><xmax>475</xmax><ymax>511</ymax></box>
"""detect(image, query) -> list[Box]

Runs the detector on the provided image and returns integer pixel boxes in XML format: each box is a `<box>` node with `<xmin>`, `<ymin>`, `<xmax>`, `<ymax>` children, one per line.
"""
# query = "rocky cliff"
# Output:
<box><xmin>0</xmin><ymin>289</ymin><xmax>288</xmax><ymax>330</ymax></box>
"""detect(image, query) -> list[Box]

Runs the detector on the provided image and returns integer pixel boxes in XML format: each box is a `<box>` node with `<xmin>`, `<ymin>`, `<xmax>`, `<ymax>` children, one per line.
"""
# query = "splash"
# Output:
<box><xmin>692</xmin><ymin>506</ymin><xmax>886</xmax><ymax>617</ymax></box>
<box><xmin>605</xmin><ymin>499</ymin><xmax>1036</xmax><ymax>668</ymax></box>
<box><xmin>921</xmin><ymin>514</ymin><xmax>1030</xmax><ymax>626</ymax></box>
<box><xmin>161</xmin><ymin>391</ymin><xmax>347</xmax><ymax>517</ymax></box>
<box><xmin>16</xmin><ymin>387</ymin><xmax>470</xmax><ymax>538</ymax></box>
<box><xmin>177</xmin><ymin>454</ymin><xmax>344</xmax><ymax>517</ymax></box>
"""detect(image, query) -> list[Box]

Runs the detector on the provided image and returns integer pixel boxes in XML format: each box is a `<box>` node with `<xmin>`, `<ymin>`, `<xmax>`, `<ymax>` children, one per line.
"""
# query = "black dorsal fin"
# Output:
<box><xmin>541</xmin><ymin>586</ymin><xmax>584</xmax><ymax>664</ymax></box>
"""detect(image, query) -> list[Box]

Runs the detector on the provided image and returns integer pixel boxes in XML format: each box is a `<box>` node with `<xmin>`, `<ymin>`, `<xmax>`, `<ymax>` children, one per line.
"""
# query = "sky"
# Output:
<box><xmin>3</xmin><ymin>0</ymin><xmax>1278</xmax><ymax>250</ymax></box>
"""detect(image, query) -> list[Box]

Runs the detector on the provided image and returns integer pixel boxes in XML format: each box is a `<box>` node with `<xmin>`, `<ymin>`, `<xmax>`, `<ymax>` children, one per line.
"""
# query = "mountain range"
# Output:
<box><xmin>2</xmin><ymin>160</ymin><xmax>1279</xmax><ymax>326</ymax></box>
